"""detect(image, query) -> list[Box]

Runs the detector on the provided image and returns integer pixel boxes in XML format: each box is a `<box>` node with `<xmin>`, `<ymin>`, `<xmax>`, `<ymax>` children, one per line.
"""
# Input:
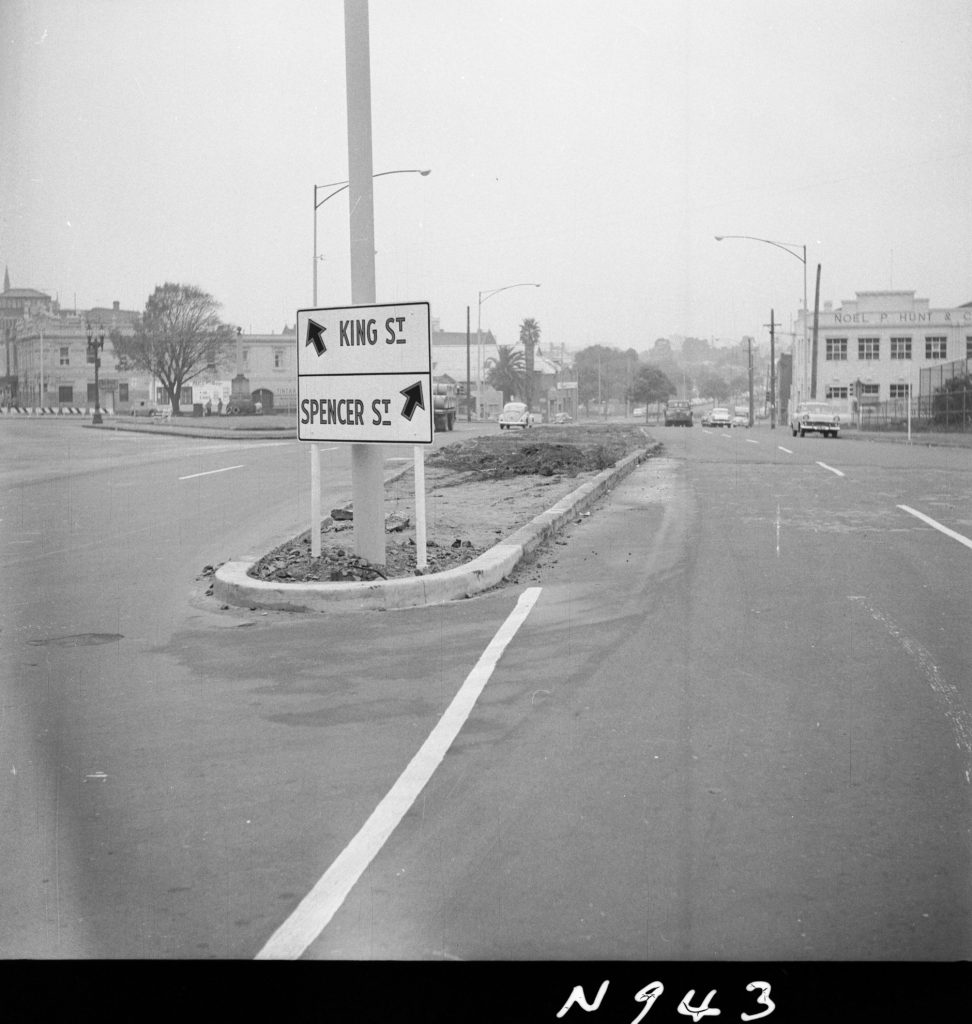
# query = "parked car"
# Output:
<box><xmin>790</xmin><ymin>401</ymin><xmax>841</xmax><ymax>438</ymax></box>
<box><xmin>708</xmin><ymin>407</ymin><xmax>733</xmax><ymax>428</ymax></box>
<box><xmin>632</xmin><ymin>407</ymin><xmax>646</xmax><ymax>417</ymax></box>
<box><xmin>700</xmin><ymin>410</ymin><xmax>713</xmax><ymax>427</ymax></box>
<box><xmin>732</xmin><ymin>409</ymin><xmax>750</xmax><ymax>427</ymax></box>
<box><xmin>498</xmin><ymin>401</ymin><xmax>535</xmax><ymax>429</ymax></box>
<box><xmin>664</xmin><ymin>399</ymin><xmax>693</xmax><ymax>426</ymax></box>
<box><xmin>130</xmin><ymin>401</ymin><xmax>159</xmax><ymax>417</ymax></box>
<box><xmin>553</xmin><ymin>412</ymin><xmax>573</xmax><ymax>424</ymax></box>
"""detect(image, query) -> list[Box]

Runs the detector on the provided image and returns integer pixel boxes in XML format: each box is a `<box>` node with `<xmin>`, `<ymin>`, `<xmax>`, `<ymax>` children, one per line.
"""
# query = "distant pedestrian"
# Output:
<box><xmin>205</xmin><ymin>399</ymin><xmax>212</xmax><ymax>416</ymax></box>
<box><xmin>217</xmin><ymin>397</ymin><xmax>223</xmax><ymax>416</ymax></box>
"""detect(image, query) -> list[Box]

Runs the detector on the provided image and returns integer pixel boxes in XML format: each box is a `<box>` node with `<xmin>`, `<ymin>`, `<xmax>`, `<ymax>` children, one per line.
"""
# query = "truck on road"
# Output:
<box><xmin>433</xmin><ymin>377</ymin><xmax>458</xmax><ymax>432</ymax></box>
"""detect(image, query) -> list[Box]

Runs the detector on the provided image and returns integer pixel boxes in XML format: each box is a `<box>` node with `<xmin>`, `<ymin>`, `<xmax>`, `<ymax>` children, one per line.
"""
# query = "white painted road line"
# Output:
<box><xmin>778</xmin><ymin>446</ymin><xmax>793</xmax><ymax>454</ymax></box>
<box><xmin>745</xmin><ymin>438</ymin><xmax>759</xmax><ymax>444</ymax></box>
<box><xmin>255</xmin><ymin>586</ymin><xmax>544</xmax><ymax>960</ymax></box>
<box><xmin>179</xmin><ymin>464</ymin><xmax>244</xmax><ymax>481</ymax></box>
<box><xmin>816</xmin><ymin>461</ymin><xmax>845</xmax><ymax>477</ymax></box>
<box><xmin>897</xmin><ymin>504</ymin><xmax>972</xmax><ymax>552</ymax></box>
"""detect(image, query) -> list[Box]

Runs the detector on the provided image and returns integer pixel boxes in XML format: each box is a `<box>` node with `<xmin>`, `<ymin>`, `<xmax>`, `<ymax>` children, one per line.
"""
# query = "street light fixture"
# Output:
<box><xmin>313</xmin><ymin>168</ymin><xmax>431</xmax><ymax>304</ymax></box>
<box><xmin>715</xmin><ymin>234</ymin><xmax>808</xmax><ymax>411</ymax></box>
<box><xmin>476</xmin><ymin>283</ymin><xmax>541</xmax><ymax>418</ymax></box>
<box><xmin>86</xmin><ymin>321</ymin><xmax>105</xmax><ymax>424</ymax></box>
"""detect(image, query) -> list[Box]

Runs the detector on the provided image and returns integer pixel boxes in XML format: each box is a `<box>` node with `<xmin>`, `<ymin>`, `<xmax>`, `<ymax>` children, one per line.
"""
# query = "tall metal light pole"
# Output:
<box><xmin>313</xmin><ymin>168</ymin><xmax>430</xmax><ymax>305</ymax></box>
<box><xmin>715</xmin><ymin>234</ymin><xmax>807</xmax><ymax>404</ymax></box>
<box><xmin>476</xmin><ymin>283</ymin><xmax>540</xmax><ymax>418</ymax></box>
<box><xmin>86</xmin><ymin>321</ymin><xmax>105</xmax><ymax>424</ymax></box>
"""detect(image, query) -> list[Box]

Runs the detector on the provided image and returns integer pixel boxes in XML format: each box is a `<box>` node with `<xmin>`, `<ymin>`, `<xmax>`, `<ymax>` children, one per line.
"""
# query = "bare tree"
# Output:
<box><xmin>114</xmin><ymin>283</ymin><xmax>235</xmax><ymax>415</ymax></box>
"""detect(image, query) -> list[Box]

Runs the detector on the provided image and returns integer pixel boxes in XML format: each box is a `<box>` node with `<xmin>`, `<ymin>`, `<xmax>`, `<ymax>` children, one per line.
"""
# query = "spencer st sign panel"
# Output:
<box><xmin>296</xmin><ymin>301</ymin><xmax>433</xmax><ymax>444</ymax></box>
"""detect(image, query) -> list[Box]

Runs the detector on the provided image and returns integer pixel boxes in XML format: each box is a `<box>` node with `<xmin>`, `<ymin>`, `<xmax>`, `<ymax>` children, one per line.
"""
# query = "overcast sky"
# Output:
<box><xmin>2</xmin><ymin>0</ymin><xmax>970</xmax><ymax>354</ymax></box>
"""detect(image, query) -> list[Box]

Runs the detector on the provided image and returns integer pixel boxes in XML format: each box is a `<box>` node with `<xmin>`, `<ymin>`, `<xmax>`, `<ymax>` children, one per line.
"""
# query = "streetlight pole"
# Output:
<box><xmin>476</xmin><ymin>282</ymin><xmax>540</xmax><ymax>418</ymax></box>
<box><xmin>715</xmin><ymin>234</ymin><xmax>807</xmax><ymax>405</ymax></box>
<box><xmin>313</xmin><ymin>168</ymin><xmax>430</xmax><ymax>305</ymax></box>
<box><xmin>86</xmin><ymin>322</ymin><xmax>105</xmax><ymax>424</ymax></box>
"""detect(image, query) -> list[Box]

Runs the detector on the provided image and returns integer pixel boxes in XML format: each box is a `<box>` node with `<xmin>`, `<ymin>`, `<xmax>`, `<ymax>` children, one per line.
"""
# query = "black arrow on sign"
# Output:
<box><xmin>305</xmin><ymin>319</ymin><xmax>327</xmax><ymax>356</ymax></box>
<box><xmin>400</xmin><ymin>381</ymin><xmax>425</xmax><ymax>421</ymax></box>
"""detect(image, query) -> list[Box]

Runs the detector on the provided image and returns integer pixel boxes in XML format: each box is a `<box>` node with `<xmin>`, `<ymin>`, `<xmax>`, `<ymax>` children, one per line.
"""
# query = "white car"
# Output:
<box><xmin>708</xmin><ymin>407</ymin><xmax>732</xmax><ymax>428</ymax></box>
<box><xmin>498</xmin><ymin>402</ymin><xmax>535</xmax><ymax>429</ymax></box>
<box><xmin>790</xmin><ymin>401</ymin><xmax>840</xmax><ymax>438</ymax></box>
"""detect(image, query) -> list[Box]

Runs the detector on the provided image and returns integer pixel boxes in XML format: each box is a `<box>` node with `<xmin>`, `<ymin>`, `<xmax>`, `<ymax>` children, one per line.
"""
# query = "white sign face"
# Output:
<box><xmin>296</xmin><ymin>301</ymin><xmax>432</xmax><ymax>444</ymax></box>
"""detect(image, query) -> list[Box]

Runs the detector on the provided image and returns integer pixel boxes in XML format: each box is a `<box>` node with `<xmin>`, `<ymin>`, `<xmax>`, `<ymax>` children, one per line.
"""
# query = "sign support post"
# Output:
<box><xmin>310</xmin><ymin>444</ymin><xmax>321</xmax><ymax>558</ymax></box>
<box><xmin>414</xmin><ymin>446</ymin><xmax>427</xmax><ymax>570</ymax></box>
<box><xmin>345</xmin><ymin>0</ymin><xmax>383</xmax><ymax>564</ymax></box>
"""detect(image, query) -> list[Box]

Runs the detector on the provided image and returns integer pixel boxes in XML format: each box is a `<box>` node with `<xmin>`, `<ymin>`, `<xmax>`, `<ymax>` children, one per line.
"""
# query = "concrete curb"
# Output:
<box><xmin>84</xmin><ymin>420</ymin><xmax>294</xmax><ymax>441</ymax></box>
<box><xmin>213</xmin><ymin>446</ymin><xmax>654</xmax><ymax>612</ymax></box>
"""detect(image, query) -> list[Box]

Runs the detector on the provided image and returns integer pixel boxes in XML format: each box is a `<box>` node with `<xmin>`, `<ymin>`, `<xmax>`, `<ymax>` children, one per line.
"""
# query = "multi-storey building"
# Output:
<box><xmin>791</xmin><ymin>290</ymin><xmax>972</xmax><ymax>414</ymax></box>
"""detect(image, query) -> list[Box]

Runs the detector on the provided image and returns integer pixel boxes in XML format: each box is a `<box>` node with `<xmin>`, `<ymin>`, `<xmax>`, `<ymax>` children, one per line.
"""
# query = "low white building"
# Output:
<box><xmin>791</xmin><ymin>291</ymin><xmax>972</xmax><ymax>413</ymax></box>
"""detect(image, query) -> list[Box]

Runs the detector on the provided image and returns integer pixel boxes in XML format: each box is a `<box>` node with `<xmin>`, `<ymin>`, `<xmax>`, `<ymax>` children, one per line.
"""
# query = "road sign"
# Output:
<box><xmin>296</xmin><ymin>301</ymin><xmax>432</xmax><ymax>444</ymax></box>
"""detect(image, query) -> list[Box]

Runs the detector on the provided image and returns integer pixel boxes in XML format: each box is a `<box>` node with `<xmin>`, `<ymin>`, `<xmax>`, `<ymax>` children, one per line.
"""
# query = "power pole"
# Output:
<box><xmin>764</xmin><ymin>309</ymin><xmax>776</xmax><ymax>429</ymax></box>
<box><xmin>465</xmin><ymin>305</ymin><xmax>471</xmax><ymax>422</ymax></box>
<box><xmin>746</xmin><ymin>335</ymin><xmax>754</xmax><ymax>427</ymax></box>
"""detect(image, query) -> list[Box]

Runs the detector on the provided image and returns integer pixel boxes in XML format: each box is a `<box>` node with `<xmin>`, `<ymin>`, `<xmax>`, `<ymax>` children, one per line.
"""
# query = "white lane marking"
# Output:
<box><xmin>745</xmin><ymin>438</ymin><xmax>759</xmax><ymax>445</ymax></box>
<box><xmin>776</xmin><ymin>503</ymin><xmax>781</xmax><ymax>557</ymax></box>
<box><xmin>777</xmin><ymin>446</ymin><xmax>793</xmax><ymax>454</ymax></box>
<box><xmin>816</xmin><ymin>461</ymin><xmax>845</xmax><ymax>477</ymax></box>
<box><xmin>897</xmin><ymin>505</ymin><xmax>972</xmax><ymax>552</ymax></box>
<box><xmin>848</xmin><ymin>597</ymin><xmax>972</xmax><ymax>784</ymax></box>
<box><xmin>255</xmin><ymin>585</ymin><xmax>544</xmax><ymax>960</ymax></box>
<box><xmin>179</xmin><ymin>464</ymin><xmax>244</xmax><ymax>481</ymax></box>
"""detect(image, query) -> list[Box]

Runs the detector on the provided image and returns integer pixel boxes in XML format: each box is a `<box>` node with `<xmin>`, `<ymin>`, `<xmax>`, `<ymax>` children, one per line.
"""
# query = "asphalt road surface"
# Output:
<box><xmin>1</xmin><ymin>418</ymin><xmax>969</xmax><ymax>966</ymax></box>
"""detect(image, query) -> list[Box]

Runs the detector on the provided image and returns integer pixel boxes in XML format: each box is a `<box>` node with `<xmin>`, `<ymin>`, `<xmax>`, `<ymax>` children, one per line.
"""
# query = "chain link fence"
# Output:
<box><xmin>857</xmin><ymin>357</ymin><xmax>972</xmax><ymax>434</ymax></box>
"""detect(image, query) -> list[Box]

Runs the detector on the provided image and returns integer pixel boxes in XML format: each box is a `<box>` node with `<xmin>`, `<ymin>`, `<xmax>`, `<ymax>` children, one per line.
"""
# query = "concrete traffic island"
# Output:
<box><xmin>213</xmin><ymin>447</ymin><xmax>652</xmax><ymax>612</ymax></box>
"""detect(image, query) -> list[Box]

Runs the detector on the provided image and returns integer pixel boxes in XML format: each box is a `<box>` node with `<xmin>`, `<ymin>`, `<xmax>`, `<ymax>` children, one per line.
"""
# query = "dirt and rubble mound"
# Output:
<box><xmin>243</xmin><ymin>423</ymin><xmax>655</xmax><ymax>586</ymax></box>
<box><xmin>427</xmin><ymin>423</ymin><xmax>648</xmax><ymax>481</ymax></box>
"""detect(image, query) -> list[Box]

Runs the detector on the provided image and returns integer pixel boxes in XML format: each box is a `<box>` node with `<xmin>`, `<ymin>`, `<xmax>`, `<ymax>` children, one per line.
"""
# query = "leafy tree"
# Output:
<box><xmin>485</xmin><ymin>345</ymin><xmax>525</xmax><ymax>406</ymax></box>
<box><xmin>629</xmin><ymin>363</ymin><xmax>675</xmax><ymax>416</ymax></box>
<box><xmin>696</xmin><ymin>368</ymin><xmax>730</xmax><ymax>403</ymax></box>
<box><xmin>114</xmin><ymin>283</ymin><xmax>235</xmax><ymax>415</ymax></box>
<box><xmin>519</xmin><ymin>317</ymin><xmax>541</xmax><ymax>410</ymax></box>
<box><xmin>932</xmin><ymin>373</ymin><xmax>972</xmax><ymax>426</ymax></box>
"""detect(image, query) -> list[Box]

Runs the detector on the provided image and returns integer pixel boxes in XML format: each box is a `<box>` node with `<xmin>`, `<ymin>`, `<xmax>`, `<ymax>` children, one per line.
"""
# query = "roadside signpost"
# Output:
<box><xmin>297</xmin><ymin>301</ymin><xmax>433</xmax><ymax>445</ymax></box>
<box><xmin>296</xmin><ymin>300</ymin><xmax>432</xmax><ymax>563</ymax></box>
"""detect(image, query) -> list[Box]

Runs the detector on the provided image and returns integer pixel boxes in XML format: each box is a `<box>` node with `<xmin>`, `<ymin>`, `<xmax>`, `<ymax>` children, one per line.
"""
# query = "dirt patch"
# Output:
<box><xmin>245</xmin><ymin>424</ymin><xmax>657</xmax><ymax>584</ymax></box>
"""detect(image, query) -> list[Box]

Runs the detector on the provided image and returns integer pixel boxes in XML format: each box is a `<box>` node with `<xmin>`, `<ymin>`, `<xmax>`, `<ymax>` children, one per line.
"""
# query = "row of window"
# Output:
<box><xmin>45</xmin><ymin>345</ymin><xmax>290</xmax><ymax>369</ymax></box>
<box><xmin>825</xmin><ymin>336</ymin><xmax>972</xmax><ymax>361</ymax></box>
<box><xmin>825</xmin><ymin>383</ymin><xmax>911</xmax><ymax>400</ymax></box>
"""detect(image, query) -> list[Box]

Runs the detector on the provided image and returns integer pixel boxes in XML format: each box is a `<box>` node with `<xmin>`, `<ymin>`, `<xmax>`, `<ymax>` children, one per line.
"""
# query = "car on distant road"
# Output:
<box><xmin>708</xmin><ymin>407</ymin><xmax>732</xmax><ymax>428</ymax></box>
<box><xmin>700</xmin><ymin>410</ymin><xmax>713</xmax><ymax>427</ymax></box>
<box><xmin>130</xmin><ymin>401</ymin><xmax>159</xmax><ymax>417</ymax></box>
<box><xmin>553</xmin><ymin>412</ymin><xmax>573</xmax><ymax>424</ymax></box>
<box><xmin>632</xmin><ymin>407</ymin><xmax>646</xmax><ymax>417</ymax></box>
<box><xmin>790</xmin><ymin>401</ymin><xmax>841</xmax><ymax>438</ymax></box>
<box><xmin>732</xmin><ymin>409</ymin><xmax>750</xmax><ymax>427</ymax></box>
<box><xmin>498</xmin><ymin>401</ymin><xmax>535</xmax><ymax>430</ymax></box>
<box><xmin>664</xmin><ymin>399</ymin><xmax>694</xmax><ymax>426</ymax></box>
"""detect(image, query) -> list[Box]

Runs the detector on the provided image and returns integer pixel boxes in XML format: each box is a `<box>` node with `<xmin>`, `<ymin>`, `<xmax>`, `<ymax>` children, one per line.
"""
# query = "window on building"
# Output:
<box><xmin>825</xmin><ymin>386</ymin><xmax>848</xmax><ymax>399</ymax></box>
<box><xmin>242</xmin><ymin>347</ymin><xmax>250</xmax><ymax>368</ymax></box>
<box><xmin>858</xmin><ymin>337</ymin><xmax>880</xmax><ymax>360</ymax></box>
<box><xmin>59</xmin><ymin>346</ymin><xmax>70</xmax><ymax>366</ymax></box>
<box><xmin>925</xmin><ymin>336</ymin><xmax>947</xmax><ymax>360</ymax></box>
<box><xmin>87</xmin><ymin>383</ymin><xmax>98</xmax><ymax>403</ymax></box>
<box><xmin>86</xmin><ymin>346</ymin><xmax>95</xmax><ymax>364</ymax></box>
<box><xmin>825</xmin><ymin>338</ymin><xmax>847</xmax><ymax>361</ymax></box>
<box><xmin>861</xmin><ymin>383</ymin><xmax>880</xmax><ymax>401</ymax></box>
<box><xmin>889</xmin><ymin>384</ymin><xmax>910</xmax><ymax>398</ymax></box>
<box><xmin>966</xmin><ymin>336</ymin><xmax>972</xmax><ymax>360</ymax></box>
<box><xmin>59</xmin><ymin>385</ymin><xmax>73</xmax><ymax>403</ymax></box>
<box><xmin>273</xmin><ymin>348</ymin><xmax>284</xmax><ymax>369</ymax></box>
<box><xmin>119</xmin><ymin>383</ymin><xmax>129</xmax><ymax>403</ymax></box>
<box><xmin>890</xmin><ymin>337</ymin><xmax>911</xmax><ymax>360</ymax></box>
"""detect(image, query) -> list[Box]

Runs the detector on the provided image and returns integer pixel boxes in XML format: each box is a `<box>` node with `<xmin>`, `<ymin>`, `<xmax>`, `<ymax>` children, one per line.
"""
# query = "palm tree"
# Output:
<box><xmin>519</xmin><ymin>318</ymin><xmax>541</xmax><ymax>410</ymax></box>
<box><xmin>485</xmin><ymin>345</ymin><xmax>525</xmax><ymax>405</ymax></box>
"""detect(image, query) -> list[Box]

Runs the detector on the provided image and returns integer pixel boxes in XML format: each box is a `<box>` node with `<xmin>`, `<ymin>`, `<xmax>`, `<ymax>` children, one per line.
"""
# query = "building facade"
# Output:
<box><xmin>791</xmin><ymin>291</ymin><xmax>972</xmax><ymax>414</ymax></box>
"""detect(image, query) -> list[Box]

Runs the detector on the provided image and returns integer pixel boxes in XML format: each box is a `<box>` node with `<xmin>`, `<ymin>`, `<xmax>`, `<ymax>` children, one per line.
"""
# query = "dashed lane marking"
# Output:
<box><xmin>254</xmin><ymin>586</ymin><xmax>544</xmax><ymax>960</ymax></box>
<box><xmin>816</xmin><ymin>461</ymin><xmax>845</xmax><ymax>477</ymax></box>
<box><xmin>897</xmin><ymin>505</ymin><xmax>972</xmax><ymax>552</ymax></box>
<box><xmin>778</xmin><ymin>446</ymin><xmax>793</xmax><ymax>454</ymax></box>
<box><xmin>179</xmin><ymin>465</ymin><xmax>244</xmax><ymax>481</ymax></box>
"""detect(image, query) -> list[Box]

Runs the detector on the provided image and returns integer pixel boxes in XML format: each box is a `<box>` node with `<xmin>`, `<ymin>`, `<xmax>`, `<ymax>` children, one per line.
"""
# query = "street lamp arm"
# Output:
<box><xmin>479</xmin><ymin>282</ymin><xmax>541</xmax><ymax>305</ymax></box>
<box><xmin>714</xmin><ymin>234</ymin><xmax>806</xmax><ymax>265</ymax></box>
<box><xmin>315</xmin><ymin>168</ymin><xmax>431</xmax><ymax>210</ymax></box>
